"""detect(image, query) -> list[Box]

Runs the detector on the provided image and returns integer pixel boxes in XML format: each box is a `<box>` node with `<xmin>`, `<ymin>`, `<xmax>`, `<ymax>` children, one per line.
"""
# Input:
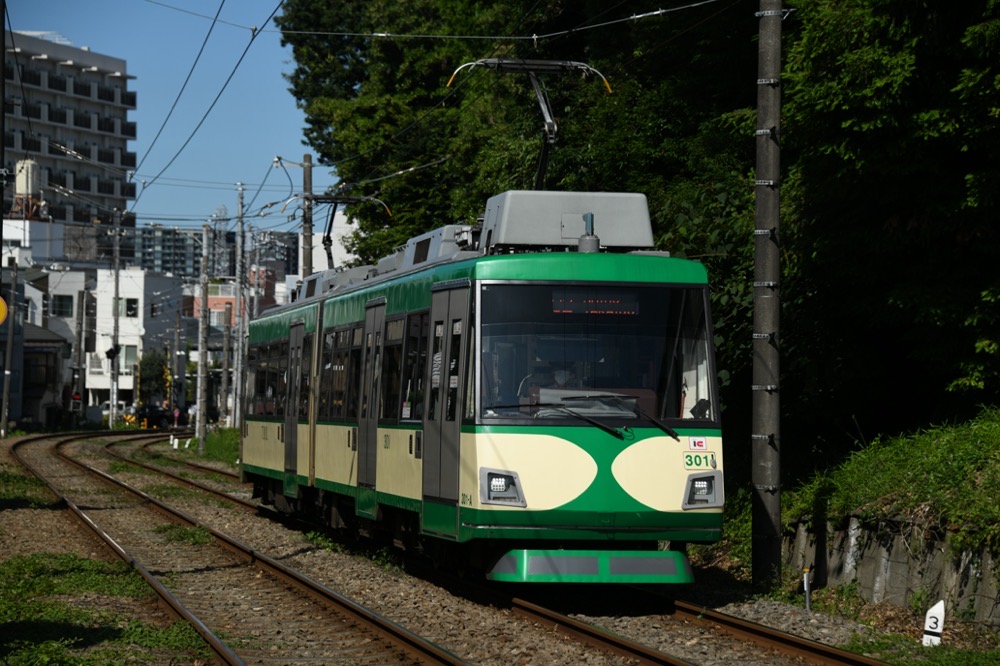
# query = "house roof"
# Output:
<box><xmin>24</xmin><ymin>321</ymin><xmax>70</xmax><ymax>348</ymax></box>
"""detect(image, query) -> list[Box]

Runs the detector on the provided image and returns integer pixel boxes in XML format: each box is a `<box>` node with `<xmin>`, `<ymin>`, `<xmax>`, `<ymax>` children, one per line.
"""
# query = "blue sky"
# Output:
<box><xmin>9</xmin><ymin>0</ymin><xmax>339</xmax><ymax>231</ymax></box>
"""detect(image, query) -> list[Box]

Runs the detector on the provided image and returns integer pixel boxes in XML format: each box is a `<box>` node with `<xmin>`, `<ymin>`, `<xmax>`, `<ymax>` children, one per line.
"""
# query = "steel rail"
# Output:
<box><xmin>672</xmin><ymin>599</ymin><xmax>889</xmax><ymax>665</ymax></box>
<box><xmin>11</xmin><ymin>434</ymin><xmax>243</xmax><ymax>665</ymax></box>
<box><xmin>511</xmin><ymin>596</ymin><xmax>697</xmax><ymax>665</ymax></box>
<box><xmin>56</xmin><ymin>434</ymin><xmax>463</xmax><ymax>665</ymax></box>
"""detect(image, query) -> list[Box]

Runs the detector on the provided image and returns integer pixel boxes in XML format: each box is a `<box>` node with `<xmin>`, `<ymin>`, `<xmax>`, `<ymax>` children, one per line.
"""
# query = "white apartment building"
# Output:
<box><xmin>87</xmin><ymin>266</ymin><xmax>184</xmax><ymax>409</ymax></box>
<box><xmin>4</xmin><ymin>30</ymin><xmax>137</xmax><ymax>251</ymax></box>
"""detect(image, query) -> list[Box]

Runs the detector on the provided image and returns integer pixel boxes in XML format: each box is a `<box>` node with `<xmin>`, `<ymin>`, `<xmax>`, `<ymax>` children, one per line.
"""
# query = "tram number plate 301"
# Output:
<box><xmin>683</xmin><ymin>452</ymin><xmax>717</xmax><ymax>469</ymax></box>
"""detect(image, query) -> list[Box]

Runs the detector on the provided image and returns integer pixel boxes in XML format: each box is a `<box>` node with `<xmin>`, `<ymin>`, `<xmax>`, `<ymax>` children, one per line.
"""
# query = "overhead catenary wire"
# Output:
<box><xmin>129</xmin><ymin>0</ymin><xmax>285</xmax><ymax>212</ymax></box>
<box><xmin>132</xmin><ymin>0</ymin><xmax>226</xmax><ymax>176</ymax></box>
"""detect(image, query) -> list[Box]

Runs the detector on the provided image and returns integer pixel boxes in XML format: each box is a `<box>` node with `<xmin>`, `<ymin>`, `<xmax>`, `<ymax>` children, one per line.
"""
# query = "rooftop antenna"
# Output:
<box><xmin>448</xmin><ymin>59</ymin><xmax>611</xmax><ymax>190</ymax></box>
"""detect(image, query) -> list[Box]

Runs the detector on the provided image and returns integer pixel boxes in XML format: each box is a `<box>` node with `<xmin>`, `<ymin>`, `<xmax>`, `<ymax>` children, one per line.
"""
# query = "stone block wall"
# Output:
<box><xmin>784</xmin><ymin>518</ymin><xmax>1000</xmax><ymax>624</ymax></box>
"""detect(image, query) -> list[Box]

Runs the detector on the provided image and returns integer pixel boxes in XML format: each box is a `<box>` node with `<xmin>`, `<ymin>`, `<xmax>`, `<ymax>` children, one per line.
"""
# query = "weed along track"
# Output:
<box><xmin>12</xmin><ymin>433</ymin><xmax>461</xmax><ymax>665</ymax></box>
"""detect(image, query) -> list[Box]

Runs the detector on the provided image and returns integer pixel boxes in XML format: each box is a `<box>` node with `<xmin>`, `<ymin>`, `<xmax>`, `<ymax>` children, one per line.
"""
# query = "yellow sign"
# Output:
<box><xmin>0</xmin><ymin>297</ymin><xmax>7</xmax><ymax>326</ymax></box>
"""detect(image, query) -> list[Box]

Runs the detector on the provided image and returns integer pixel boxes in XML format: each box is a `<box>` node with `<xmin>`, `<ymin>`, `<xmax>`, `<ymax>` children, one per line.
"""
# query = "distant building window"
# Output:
<box><xmin>126</xmin><ymin>298</ymin><xmax>139</xmax><ymax>317</ymax></box>
<box><xmin>51</xmin><ymin>294</ymin><xmax>73</xmax><ymax>317</ymax></box>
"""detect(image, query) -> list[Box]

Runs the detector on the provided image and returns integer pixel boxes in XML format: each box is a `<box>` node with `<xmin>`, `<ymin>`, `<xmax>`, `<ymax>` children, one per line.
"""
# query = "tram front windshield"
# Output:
<box><xmin>479</xmin><ymin>283</ymin><xmax>716</xmax><ymax>422</ymax></box>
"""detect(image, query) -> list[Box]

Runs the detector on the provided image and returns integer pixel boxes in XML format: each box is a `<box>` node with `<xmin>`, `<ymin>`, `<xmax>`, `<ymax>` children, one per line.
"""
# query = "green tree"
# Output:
<box><xmin>138</xmin><ymin>349</ymin><xmax>168</xmax><ymax>407</ymax></box>
<box><xmin>780</xmin><ymin>0</ymin><xmax>1000</xmax><ymax>462</ymax></box>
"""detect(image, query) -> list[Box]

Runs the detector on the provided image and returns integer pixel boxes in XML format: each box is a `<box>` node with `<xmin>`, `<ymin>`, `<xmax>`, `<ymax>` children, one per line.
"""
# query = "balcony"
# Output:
<box><xmin>47</xmin><ymin>75</ymin><xmax>67</xmax><ymax>92</ymax></box>
<box><xmin>123</xmin><ymin>90</ymin><xmax>136</xmax><ymax>108</ymax></box>
<box><xmin>97</xmin><ymin>86</ymin><xmax>116</xmax><ymax>103</ymax></box>
<box><xmin>74</xmin><ymin>176</ymin><xmax>92</xmax><ymax>192</ymax></box>
<box><xmin>73</xmin><ymin>80</ymin><xmax>92</xmax><ymax>97</ymax></box>
<box><xmin>98</xmin><ymin>180</ymin><xmax>116</xmax><ymax>195</ymax></box>
<box><xmin>73</xmin><ymin>114</ymin><xmax>92</xmax><ymax>130</ymax></box>
<box><xmin>97</xmin><ymin>117</ymin><xmax>116</xmax><ymax>133</ymax></box>
<box><xmin>48</xmin><ymin>107</ymin><xmax>67</xmax><ymax>124</ymax></box>
<box><xmin>98</xmin><ymin>148</ymin><xmax>115</xmax><ymax>164</ymax></box>
<box><xmin>122</xmin><ymin>152</ymin><xmax>137</xmax><ymax>168</ymax></box>
<box><xmin>21</xmin><ymin>69</ymin><xmax>41</xmax><ymax>86</ymax></box>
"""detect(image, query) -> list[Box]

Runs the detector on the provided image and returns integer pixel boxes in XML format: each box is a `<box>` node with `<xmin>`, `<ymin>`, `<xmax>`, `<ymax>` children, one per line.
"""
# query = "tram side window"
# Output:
<box><xmin>345</xmin><ymin>326</ymin><xmax>363</xmax><ymax>418</ymax></box>
<box><xmin>299</xmin><ymin>333</ymin><xmax>313</xmax><ymax>421</ymax></box>
<box><xmin>380</xmin><ymin>318</ymin><xmax>405</xmax><ymax>421</ymax></box>
<box><xmin>329</xmin><ymin>328</ymin><xmax>351</xmax><ymax>420</ymax></box>
<box><xmin>319</xmin><ymin>330</ymin><xmax>335</xmax><ymax>420</ymax></box>
<box><xmin>401</xmin><ymin>312</ymin><xmax>429</xmax><ymax>420</ymax></box>
<box><xmin>245</xmin><ymin>346</ymin><xmax>259</xmax><ymax>416</ymax></box>
<box><xmin>253</xmin><ymin>344</ymin><xmax>278</xmax><ymax>417</ymax></box>
<box><xmin>275</xmin><ymin>342</ymin><xmax>288</xmax><ymax>418</ymax></box>
<box><xmin>445</xmin><ymin>319</ymin><xmax>462</xmax><ymax>421</ymax></box>
<box><xmin>428</xmin><ymin>321</ymin><xmax>445</xmax><ymax>421</ymax></box>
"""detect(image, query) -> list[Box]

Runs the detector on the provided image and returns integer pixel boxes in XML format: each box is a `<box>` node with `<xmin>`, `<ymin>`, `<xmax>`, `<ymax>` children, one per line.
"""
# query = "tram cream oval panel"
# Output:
<box><xmin>474</xmin><ymin>433</ymin><xmax>597</xmax><ymax>510</ymax></box>
<box><xmin>612</xmin><ymin>436</ymin><xmax>712</xmax><ymax>511</ymax></box>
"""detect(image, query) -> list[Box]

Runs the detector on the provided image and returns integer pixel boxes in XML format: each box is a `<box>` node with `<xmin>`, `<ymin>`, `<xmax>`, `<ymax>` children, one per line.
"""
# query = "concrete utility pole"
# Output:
<box><xmin>752</xmin><ymin>0</ymin><xmax>784</xmax><ymax>590</ymax></box>
<box><xmin>234</xmin><ymin>185</ymin><xmax>244</xmax><ymax>425</ymax></box>
<box><xmin>222</xmin><ymin>302</ymin><xmax>231</xmax><ymax>426</ymax></box>
<box><xmin>302</xmin><ymin>153</ymin><xmax>313</xmax><ymax>279</ymax></box>
<box><xmin>1</xmin><ymin>258</ymin><xmax>16</xmax><ymax>437</ymax></box>
<box><xmin>110</xmin><ymin>208</ymin><xmax>122</xmax><ymax>429</ymax></box>
<box><xmin>197</xmin><ymin>224</ymin><xmax>210</xmax><ymax>453</ymax></box>
<box><xmin>173</xmin><ymin>310</ymin><xmax>181</xmax><ymax>409</ymax></box>
<box><xmin>74</xmin><ymin>290</ymin><xmax>85</xmax><ymax>416</ymax></box>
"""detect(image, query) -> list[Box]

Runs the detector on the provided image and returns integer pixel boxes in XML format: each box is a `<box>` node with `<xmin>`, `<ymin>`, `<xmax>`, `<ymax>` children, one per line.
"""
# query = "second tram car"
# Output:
<box><xmin>241</xmin><ymin>190</ymin><xmax>724</xmax><ymax>583</ymax></box>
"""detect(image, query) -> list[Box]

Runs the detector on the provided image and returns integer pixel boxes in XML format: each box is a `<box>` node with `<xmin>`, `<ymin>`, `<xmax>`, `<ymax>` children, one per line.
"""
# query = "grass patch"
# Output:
<box><xmin>107</xmin><ymin>460</ymin><xmax>145</xmax><ymax>475</ymax></box>
<box><xmin>0</xmin><ymin>553</ymin><xmax>208</xmax><ymax>663</ymax></box>
<box><xmin>145</xmin><ymin>482</ymin><xmax>200</xmax><ymax>501</ymax></box>
<box><xmin>305</xmin><ymin>530</ymin><xmax>346</xmax><ymax>554</ymax></box>
<box><xmin>0</xmin><ymin>469</ymin><xmax>53</xmax><ymax>508</ymax></box>
<box><xmin>784</xmin><ymin>406</ymin><xmax>1000</xmax><ymax>554</ymax></box>
<box><xmin>203</xmin><ymin>428</ymin><xmax>240</xmax><ymax>465</ymax></box>
<box><xmin>152</xmin><ymin>523</ymin><xmax>213</xmax><ymax>545</ymax></box>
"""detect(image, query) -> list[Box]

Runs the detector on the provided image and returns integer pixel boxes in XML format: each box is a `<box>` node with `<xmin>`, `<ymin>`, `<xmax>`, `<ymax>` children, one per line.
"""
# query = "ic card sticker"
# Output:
<box><xmin>688</xmin><ymin>436</ymin><xmax>707</xmax><ymax>450</ymax></box>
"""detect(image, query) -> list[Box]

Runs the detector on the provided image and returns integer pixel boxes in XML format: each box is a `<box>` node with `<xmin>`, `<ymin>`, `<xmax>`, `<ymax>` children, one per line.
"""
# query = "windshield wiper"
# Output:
<box><xmin>563</xmin><ymin>394</ymin><xmax>680</xmax><ymax>441</ymax></box>
<box><xmin>485</xmin><ymin>402</ymin><xmax>624</xmax><ymax>439</ymax></box>
<box><xmin>536</xmin><ymin>403</ymin><xmax>625</xmax><ymax>439</ymax></box>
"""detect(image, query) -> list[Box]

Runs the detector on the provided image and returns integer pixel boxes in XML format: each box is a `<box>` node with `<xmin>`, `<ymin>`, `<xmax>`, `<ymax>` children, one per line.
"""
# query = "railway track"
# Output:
<box><xmin>12</xmin><ymin>432</ymin><xmax>462</xmax><ymax>665</ymax></box>
<box><xmin>56</xmin><ymin>435</ymin><xmax>892</xmax><ymax>665</ymax></box>
<box><xmin>113</xmin><ymin>437</ymin><xmax>890</xmax><ymax>665</ymax></box>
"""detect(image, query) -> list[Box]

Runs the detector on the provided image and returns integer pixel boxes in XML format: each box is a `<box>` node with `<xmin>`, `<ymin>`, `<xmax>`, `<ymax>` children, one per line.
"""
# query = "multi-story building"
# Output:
<box><xmin>87</xmin><ymin>266</ymin><xmax>184</xmax><ymax>410</ymax></box>
<box><xmin>4</xmin><ymin>30</ymin><xmax>137</xmax><ymax>259</ymax></box>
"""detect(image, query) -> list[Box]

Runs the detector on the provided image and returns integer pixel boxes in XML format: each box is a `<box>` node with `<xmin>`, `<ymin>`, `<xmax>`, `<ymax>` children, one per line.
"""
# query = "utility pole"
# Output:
<box><xmin>302</xmin><ymin>153</ymin><xmax>313</xmax><ymax>279</ymax></box>
<box><xmin>1</xmin><ymin>258</ymin><xmax>16</xmax><ymax>437</ymax></box>
<box><xmin>73</xmin><ymin>289</ymin><xmax>85</xmax><ymax>421</ymax></box>
<box><xmin>222</xmin><ymin>302</ymin><xmax>231</xmax><ymax>426</ymax></box>
<box><xmin>234</xmin><ymin>185</ymin><xmax>244</xmax><ymax>425</ymax></box>
<box><xmin>110</xmin><ymin>208</ymin><xmax>122</xmax><ymax>429</ymax></box>
<box><xmin>173</xmin><ymin>310</ymin><xmax>181</xmax><ymax>410</ymax></box>
<box><xmin>752</xmin><ymin>0</ymin><xmax>784</xmax><ymax>590</ymax></box>
<box><xmin>197</xmin><ymin>224</ymin><xmax>210</xmax><ymax>453</ymax></box>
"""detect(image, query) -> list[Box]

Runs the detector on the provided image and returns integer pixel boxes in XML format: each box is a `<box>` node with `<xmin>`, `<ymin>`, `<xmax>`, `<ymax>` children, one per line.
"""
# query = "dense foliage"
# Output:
<box><xmin>275</xmin><ymin>0</ymin><xmax>1000</xmax><ymax>482</ymax></box>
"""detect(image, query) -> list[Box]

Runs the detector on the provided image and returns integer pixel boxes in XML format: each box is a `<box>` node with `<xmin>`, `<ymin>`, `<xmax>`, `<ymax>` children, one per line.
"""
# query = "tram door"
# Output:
<box><xmin>358</xmin><ymin>299</ymin><xmax>386</xmax><ymax>490</ymax></box>
<box><xmin>284</xmin><ymin>323</ymin><xmax>304</xmax><ymax>495</ymax></box>
<box><xmin>423</xmin><ymin>282</ymin><xmax>470</xmax><ymax>535</ymax></box>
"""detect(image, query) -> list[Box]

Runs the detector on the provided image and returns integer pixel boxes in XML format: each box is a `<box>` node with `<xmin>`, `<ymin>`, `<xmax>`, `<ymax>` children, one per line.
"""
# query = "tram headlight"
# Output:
<box><xmin>480</xmin><ymin>468</ymin><xmax>527</xmax><ymax>507</ymax></box>
<box><xmin>682</xmin><ymin>470</ymin><xmax>724</xmax><ymax>510</ymax></box>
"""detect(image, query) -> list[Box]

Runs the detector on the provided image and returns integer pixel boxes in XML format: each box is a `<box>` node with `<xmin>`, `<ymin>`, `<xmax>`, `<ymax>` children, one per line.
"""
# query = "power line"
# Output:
<box><xmin>132</xmin><ymin>0</ymin><xmax>226</xmax><ymax>176</ymax></box>
<box><xmin>129</xmin><ymin>1</ymin><xmax>284</xmax><ymax>211</ymax></box>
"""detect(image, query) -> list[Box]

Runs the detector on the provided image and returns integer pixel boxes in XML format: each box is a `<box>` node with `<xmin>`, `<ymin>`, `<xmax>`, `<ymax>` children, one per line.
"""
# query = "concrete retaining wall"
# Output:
<box><xmin>783</xmin><ymin>518</ymin><xmax>1000</xmax><ymax>624</ymax></box>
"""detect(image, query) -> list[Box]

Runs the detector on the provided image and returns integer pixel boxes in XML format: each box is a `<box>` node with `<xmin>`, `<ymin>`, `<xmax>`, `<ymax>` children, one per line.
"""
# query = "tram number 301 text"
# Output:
<box><xmin>684</xmin><ymin>452</ymin><xmax>716</xmax><ymax>469</ymax></box>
